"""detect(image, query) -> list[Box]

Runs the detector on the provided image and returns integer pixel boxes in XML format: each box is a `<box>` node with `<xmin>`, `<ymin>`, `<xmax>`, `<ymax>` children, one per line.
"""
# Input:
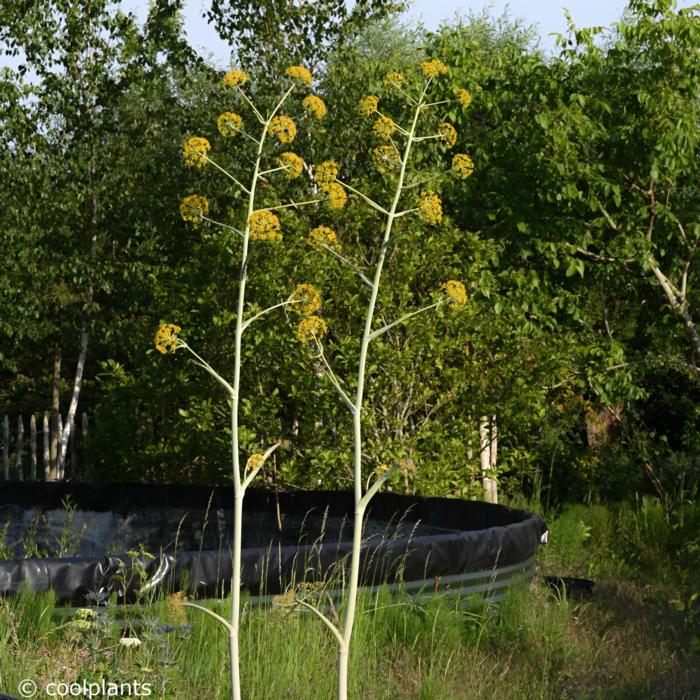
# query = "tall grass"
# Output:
<box><xmin>2</xmin><ymin>499</ymin><xmax>699</xmax><ymax>698</ymax></box>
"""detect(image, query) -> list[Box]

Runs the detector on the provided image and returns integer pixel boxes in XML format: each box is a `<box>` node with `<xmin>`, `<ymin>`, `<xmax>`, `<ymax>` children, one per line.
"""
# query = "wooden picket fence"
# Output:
<box><xmin>1</xmin><ymin>412</ymin><xmax>89</xmax><ymax>481</ymax></box>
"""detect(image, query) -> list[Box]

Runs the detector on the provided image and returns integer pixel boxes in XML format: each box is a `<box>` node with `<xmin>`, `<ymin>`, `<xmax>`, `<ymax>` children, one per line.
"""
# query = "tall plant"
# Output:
<box><xmin>154</xmin><ymin>64</ymin><xmax>331</xmax><ymax>700</ymax></box>
<box><xmin>292</xmin><ymin>59</ymin><xmax>474</xmax><ymax>699</ymax></box>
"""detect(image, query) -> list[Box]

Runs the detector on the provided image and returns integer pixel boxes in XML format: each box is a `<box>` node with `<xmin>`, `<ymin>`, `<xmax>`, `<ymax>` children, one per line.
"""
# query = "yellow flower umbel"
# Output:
<box><xmin>438</xmin><ymin>122</ymin><xmax>457</xmax><ymax>148</ymax></box>
<box><xmin>456</xmin><ymin>88</ymin><xmax>472</xmax><ymax>108</ymax></box>
<box><xmin>165</xmin><ymin>592</ymin><xmax>188</xmax><ymax>625</ymax></box>
<box><xmin>316</xmin><ymin>160</ymin><xmax>340</xmax><ymax>188</ymax></box>
<box><xmin>217</xmin><ymin>112</ymin><xmax>243</xmax><ymax>138</ymax></box>
<box><xmin>183</xmin><ymin>137</ymin><xmax>211</xmax><ymax>168</ymax></box>
<box><xmin>246</xmin><ymin>453</ymin><xmax>265</xmax><ymax>473</ymax></box>
<box><xmin>452</xmin><ymin>153</ymin><xmax>475</xmax><ymax>180</ymax></box>
<box><xmin>373</xmin><ymin>116</ymin><xmax>397</xmax><ymax>141</ymax></box>
<box><xmin>291</xmin><ymin>283</ymin><xmax>321</xmax><ymax>316</ymax></box>
<box><xmin>358</xmin><ymin>95</ymin><xmax>379</xmax><ymax>118</ymax></box>
<box><xmin>383</xmin><ymin>71</ymin><xmax>406</xmax><ymax>90</ymax></box>
<box><xmin>179</xmin><ymin>194</ymin><xmax>209</xmax><ymax>223</ymax></box>
<box><xmin>154</xmin><ymin>323</ymin><xmax>182</xmax><ymax>354</ymax></box>
<box><xmin>326</xmin><ymin>182</ymin><xmax>347</xmax><ymax>209</ymax></box>
<box><xmin>222</xmin><ymin>70</ymin><xmax>247</xmax><ymax>88</ymax></box>
<box><xmin>284</xmin><ymin>65</ymin><xmax>313</xmax><ymax>87</ymax></box>
<box><xmin>420</xmin><ymin>59</ymin><xmax>448</xmax><ymax>78</ymax></box>
<box><xmin>269</xmin><ymin>115</ymin><xmax>297</xmax><ymax>143</ymax></box>
<box><xmin>372</xmin><ymin>144</ymin><xmax>401</xmax><ymax>173</ymax></box>
<box><xmin>418</xmin><ymin>190</ymin><xmax>443</xmax><ymax>225</ymax></box>
<box><xmin>303</xmin><ymin>95</ymin><xmax>327</xmax><ymax>120</ymax></box>
<box><xmin>249</xmin><ymin>210</ymin><xmax>282</xmax><ymax>241</ymax></box>
<box><xmin>296</xmin><ymin>316</ymin><xmax>328</xmax><ymax>343</ymax></box>
<box><xmin>442</xmin><ymin>280</ymin><xmax>468</xmax><ymax>308</ymax></box>
<box><xmin>278</xmin><ymin>152</ymin><xmax>304</xmax><ymax>179</ymax></box>
<box><xmin>308</xmin><ymin>226</ymin><xmax>340</xmax><ymax>251</ymax></box>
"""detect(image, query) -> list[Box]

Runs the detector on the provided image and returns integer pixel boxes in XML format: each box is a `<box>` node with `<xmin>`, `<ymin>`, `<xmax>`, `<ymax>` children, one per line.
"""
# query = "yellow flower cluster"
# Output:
<box><xmin>179</xmin><ymin>194</ymin><xmax>209</xmax><ymax>223</ymax></box>
<box><xmin>420</xmin><ymin>59</ymin><xmax>448</xmax><ymax>78</ymax></box>
<box><xmin>249</xmin><ymin>210</ymin><xmax>282</xmax><ymax>241</ymax></box>
<box><xmin>278</xmin><ymin>151</ymin><xmax>304</xmax><ymax>179</ymax></box>
<box><xmin>308</xmin><ymin>226</ymin><xmax>340</xmax><ymax>250</ymax></box>
<box><xmin>165</xmin><ymin>592</ymin><xmax>188</xmax><ymax>625</ymax></box>
<box><xmin>291</xmin><ymin>283</ymin><xmax>322</xmax><ymax>316</ymax></box>
<box><xmin>269</xmin><ymin>115</ymin><xmax>297</xmax><ymax>143</ymax></box>
<box><xmin>296</xmin><ymin>316</ymin><xmax>328</xmax><ymax>343</ymax></box>
<box><xmin>246</xmin><ymin>453</ymin><xmax>265</xmax><ymax>472</ymax></box>
<box><xmin>372</xmin><ymin>144</ymin><xmax>401</xmax><ymax>173</ymax></box>
<box><xmin>442</xmin><ymin>280</ymin><xmax>468</xmax><ymax>308</ymax></box>
<box><xmin>303</xmin><ymin>95</ymin><xmax>327</xmax><ymax>119</ymax></box>
<box><xmin>384</xmin><ymin>71</ymin><xmax>406</xmax><ymax>90</ymax></box>
<box><xmin>314</xmin><ymin>160</ymin><xmax>346</xmax><ymax>209</ymax></box>
<box><xmin>285</xmin><ymin>65</ymin><xmax>313</xmax><ymax>86</ymax></box>
<box><xmin>222</xmin><ymin>70</ymin><xmax>247</xmax><ymax>88</ymax></box>
<box><xmin>452</xmin><ymin>153</ymin><xmax>474</xmax><ymax>179</ymax></box>
<box><xmin>217</xmin><ymin>112</ymin><xmax>243</xmax><ymax>138</ymax></box>
<box><xmin>358</xmin><ymin>95</ymin><xmax>379</xmax><ymax>117</ymax></box>
<box><xmin>418</xmin><ymin>190</ymin><xmax>443</xmax><ymax>225</ymax></box>
<box><xmin>182</xmin><ymin>137</ymin><xmax>211</xmax><ymax>168</ymax></box>
<box><xmin>456</xmin><ymin>88</ymin><xmax>472</xmax><ymax>108</ymax></box>
<box><xmin>154</xmin><ymin>323</ymin><xmax>182</xmax><ymax>354</ymax></box>
<box><xmin>326</xmin><ymin>182</ymin><xmax>347</xmax><ymax>209</ymax></box>
<box><xmin>373</xmin><ymin>115</ymin><xmax>397</xmax><ymax>140</ymax></box>
<box><xmin>439</xmin><ymin>122</ymin><xmax>457</xmax><ymax>148</ymax></box>
<box><xmin>316</xmin><ymin>160</ymin><xmax>340</xmax><ymax>186</ymax></box>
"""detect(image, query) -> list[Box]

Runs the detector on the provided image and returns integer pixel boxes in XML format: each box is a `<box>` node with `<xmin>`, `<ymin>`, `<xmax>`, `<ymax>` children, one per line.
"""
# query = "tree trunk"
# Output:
<box><xmin>479</xmin><ymin>416</ymin><xmax>498</xmax><ymax>503</ymax></box>
<box><xmin>49</xmin><ymin>347</ymin><xmax>61</xmax><ymax>480</ymax></box>
<box><xmin>649</xmin><ymin>261</ymin><xmax>700</xmax><ymax>360</ymax></box>
<box><xmin>58</xmin><ymin>324</ymin><xmax>89</xmax><ymax>473</ymax></box>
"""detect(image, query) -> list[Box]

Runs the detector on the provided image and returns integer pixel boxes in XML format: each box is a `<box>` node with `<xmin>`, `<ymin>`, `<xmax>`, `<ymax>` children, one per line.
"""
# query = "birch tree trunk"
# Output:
<box><xmin>49</xmin><ymin>348</ymin><xmax>61</xmax><ymax>480</ymax></box>
<box><xmin>58</xmin><ymin>324</ymin><xmax>89</xmax><ymax>471</ymax></box>
<box><xmin>479</xmin><ymin>415</ymin><xmax>498</xmax><ymax>503</ymax></box>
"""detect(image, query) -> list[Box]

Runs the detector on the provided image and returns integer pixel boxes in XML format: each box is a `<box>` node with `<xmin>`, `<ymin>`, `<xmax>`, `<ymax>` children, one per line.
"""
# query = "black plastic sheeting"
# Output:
<box><xmin>0</xmin><ymin>482</ymin><xmax>547</xmax><ymax>604</ymax></box>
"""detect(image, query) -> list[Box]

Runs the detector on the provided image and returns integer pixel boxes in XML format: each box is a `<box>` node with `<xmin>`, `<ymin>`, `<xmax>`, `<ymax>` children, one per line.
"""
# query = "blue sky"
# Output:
<box><xmin>138</xmin><ymin>0</ymin><xmax>692</xmax><ymax>69</ymax></box>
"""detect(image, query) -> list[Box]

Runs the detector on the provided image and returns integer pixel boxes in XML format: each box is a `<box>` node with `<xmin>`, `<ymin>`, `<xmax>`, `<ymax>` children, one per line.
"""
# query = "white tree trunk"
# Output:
<box><xmin>58</xmin><ymin>325</ymin><xmax>89</xmax><ymax>472</ymax></box>
<box><xmin>479</xmin><ymin>416</ymin><xmax>498</xmax><ymax>503</ymax></box>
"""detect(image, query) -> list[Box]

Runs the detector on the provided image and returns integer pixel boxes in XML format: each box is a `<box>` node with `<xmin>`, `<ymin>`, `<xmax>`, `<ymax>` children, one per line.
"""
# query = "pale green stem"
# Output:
<box><xmin>313</xmin><ymin>337</ymin><xmax>356</xmax><ymax>414</ymax></box>
<box><xmin>237</xmin><ymin>129</ymin><xmax>263</xmax><ymax>146</ymax></box>
<box><xmin>181</xmin><ymin>344</ymin><xmax>235</xmax><ymax>396</ymax></box>
<box><xmin>240</xmin><ymin>299</ymin><xmax>300</xmax><ymax>332</ymax></box>
<box><xmin>413</xmin><ymin>134</ymin><xmax>443</xmax><ymax>142</ymax></box>
<box><xmin>336</xmin><ymin>179</ymin><xmax>389</xmax><ymax>215</ymax></box>
<box><xmin>204</xmin><ymin>155</ymin><xmax>251</xmax><ymax>194</ymax></box>
<box><xmin>421</xmin><ymin>99</ymin><xmax>450</xmax><ymax>108</ymax></box>
<box><xmin>227</xmin><ymin>86</ymin><xmax>291</xmax><ymax>700</ymax></box>
<box><xmin>402</xmin><ymin>171</ymin><xmax>448</xmax><ymax>190</ymax></box>
<box><xmin>183</xmin><ymin>602</ymin><xmax>235</xmax><ymax>634</ymax></box>
<box><xmin>263</xmin><ymin>198</ymin><xmax>323</xmax><ymax>212</ymax></box>
<box><xmin>376</xmin><ymin>111</ymin><xmax>409</xmax><ymax>136</ymax></box>
<box><xmin>393</xmin><ymin>208</ymin><xmax>419</xmax><ymax>219</ymax></box>
<box><xmin>201</xmin><ymin>216</ymin><xmax>245</xmax><ymax>239</ymax></box>
<box><xmin>237</xmin><ymin>86</ymin><xmax>266</xmax><ymax>124</ymax></box>
<box><xmin>297</xmin><ymin>599</ymin><xmax>345</xmax><ymax>646</ymax></box>
<box><xmin>336</xmin><ymin>80</ymin><xmax>429</xmax><ymax>700</ymax></box>
<box><xmin>367</xmin><ymin>301</ymin><xmax>442</xmax><ymax>342</ymax></box>
<box><xmin>241</xmin><ymin>442</ymin><xmax>280</xmax><ymax>490</ymax></box>
<box><xmin>320</xmin><ymin>244</ymin><xmax>373</xmax><ymax>288</ymax></box>
<box><xmin>258</xmin><ymin>165</ymin><xmax>288</xmax><ymax>176</ymax></box>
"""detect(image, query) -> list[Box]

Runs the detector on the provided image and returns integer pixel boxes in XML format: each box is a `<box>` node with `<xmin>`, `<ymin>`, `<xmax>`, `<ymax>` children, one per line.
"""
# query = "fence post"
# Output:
<box><xmin>16</xmin><ymin>415</ymin><xmax>24</xmax><ymax>481</ymax></box>
<box><xmin>30</xmin><ymin>415</ymin><xmax>37</xmax><ymax>480</ymax></box>
<box><xmin>2</xmin><ymin>415</ymin><xmax>8</xmax><ymax>480</ymax></box>
<box><xmin>43</xmin><ymin>413</ymin><xmax>50</xmax><ymax>480</ymax></box>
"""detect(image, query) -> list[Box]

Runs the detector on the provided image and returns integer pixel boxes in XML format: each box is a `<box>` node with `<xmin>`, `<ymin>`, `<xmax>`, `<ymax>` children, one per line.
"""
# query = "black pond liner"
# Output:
<box><xmin>0</xmin><ymin>482</ymin><xmax>547</xmax><ymax>605</ymax></box>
